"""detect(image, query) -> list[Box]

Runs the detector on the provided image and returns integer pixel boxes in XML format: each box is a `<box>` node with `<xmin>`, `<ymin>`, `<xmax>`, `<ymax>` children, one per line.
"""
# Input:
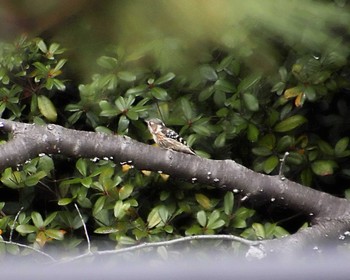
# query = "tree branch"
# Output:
<box><xmin>1</xmin><ymin>118</ymin><xmax>350</xmax><ymax>256</ymax></box>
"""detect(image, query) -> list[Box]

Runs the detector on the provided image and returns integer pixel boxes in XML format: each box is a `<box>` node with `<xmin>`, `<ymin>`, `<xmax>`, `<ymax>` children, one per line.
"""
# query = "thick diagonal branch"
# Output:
<box><xmin>1</xmin><ymin>118</ymin><xmax>350</xmax><ymax>255</ymax></box>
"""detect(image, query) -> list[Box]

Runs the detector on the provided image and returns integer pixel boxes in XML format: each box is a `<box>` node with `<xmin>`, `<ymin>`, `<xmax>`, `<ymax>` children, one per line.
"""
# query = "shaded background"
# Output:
<box><xmin>1</xmin><ymin>0</ymin><xmax>348</xmax><ymax>80</ymax></box>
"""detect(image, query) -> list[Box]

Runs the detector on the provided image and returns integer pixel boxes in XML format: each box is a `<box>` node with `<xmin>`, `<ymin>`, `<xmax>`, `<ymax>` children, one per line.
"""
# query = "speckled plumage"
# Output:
<box><xmin>145</xmin><ymin>118</ymin><xmax>196</xmax><ymax>155</ymax></box>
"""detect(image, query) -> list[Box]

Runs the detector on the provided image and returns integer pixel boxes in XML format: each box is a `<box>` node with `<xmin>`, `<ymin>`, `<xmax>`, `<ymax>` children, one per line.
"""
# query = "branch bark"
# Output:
<box><xmin>1</xmin><ymin>118</ymin><xmax>350</xmax><ymax>256</ymax></box>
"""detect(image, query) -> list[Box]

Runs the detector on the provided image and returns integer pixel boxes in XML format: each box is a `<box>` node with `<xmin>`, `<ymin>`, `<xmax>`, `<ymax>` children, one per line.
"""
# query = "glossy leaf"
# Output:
<box><xmin>335</xmin><ymin>137</ymin><xmax>349</xmax><ymax>157</ymax></box>
<box><xmin>195</xmin><ymin>193</ymin><xmax>212</xmax><ymax>209</ymax></box>
<box><xmin>263</xmin><ymin>155</ymin><xmax>279</xmax><ymax>174</ymax></box>
<box><xmin>200</xmin><ymin>65</ymin><xmax>218</xmax><ymax>81</ymax></box>
<box><xmin>243</xmin><ymin>93</ymin><xmax>259</xmax><ymax>112</ymax></box>
<box><xmin>16</xmin><ymin>224</ymin><xmax>37</xmax><ymax>234</ymax></box>
<box><xmin>45</xmin><ymin>229</ymin><xmax>65</xmax><ymax>240</ymax></box>
<box><xmin>155</xmin><ymin>72</ymin><xmax>175</xmax><ymax>85</ymax></box>
<box><xmin>224</xmin><ymin>192</ymin><xmax>234</xmax><ymax>215</ymax></box>
<box><xmin>117</xmin><ymin>71</ymin><xmax>136</xmax><ymax>82</ymax></box>
<box><xmin>252</xmin><ymin>223</ymin><xmax>265</xmax><ymax>239</ymax></box>
<box><xmin>97</xmin><ymin>56</ymin><xmax>118</xmax><ymax>69</ymax></box>
<box><xmin>76</xmin><ymin>159</ymin><xmax>88</xmax><ymax>177</ymax></box>
<box><xmin>237</xmin><ymin>74</ymin><xmax>261</xmax><ymax>92</ymax></box>
<box><xmin>274</xmin><ymin>115</ymin><xmax>307</xmax><ymax>132</ymax></box>
<box><xmin>147</xmin><ymin>207</ymin><xmax>162</xmax><ymax>228</ymax></box>
<box><xmin>247</xmin><ymin>123</ymin><xmax>259</xmax><ymax>142</ymax></box>
<box><xmin>58</xmin><ymin>198</ymin><xmax>74</xmax><ymax>206</ymax></box>
<box><xmin>37</xmin><ymin>95</ymin><xmax>57</xmax><ymax>122</ymax></box>
<box><xmin>119</xmin><ymin>184</ymin><xmax>134</xmax><ymax>200</ymax></box>
<box><xmin>151</xmin><ymin>87</ymin><xmax>168</xmax><ymax>100</ymax></box>
<box><xmin>114</xmin><ymin>200</ymin><xmax>125</xmax><ymax>219</ymax></box>
<box><xmin>311</xmin><ymin>160</ymin><xmax>337</xmax><ymax>176</ymax></box>
<box><xmin>214</xmin><ymin>132</ymin><xmax>226</xmax><ymax>148</ymax></box>
<box><xmin>197</xmin><ymin>210</ymin><xmax>207</xmax><ymax>227</ymax></box>
<box><xmin>31</xmin><ymin>212</ymin><xmax>44</xmax><ymax>228</ymax></box>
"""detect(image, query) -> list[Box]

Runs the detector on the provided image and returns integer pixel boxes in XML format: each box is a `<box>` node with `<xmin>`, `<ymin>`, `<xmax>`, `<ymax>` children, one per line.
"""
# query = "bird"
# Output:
<box><xmin>145</xmin><ymin>118</ymin><xmax>196</xmax><ymax>155</ymax></box>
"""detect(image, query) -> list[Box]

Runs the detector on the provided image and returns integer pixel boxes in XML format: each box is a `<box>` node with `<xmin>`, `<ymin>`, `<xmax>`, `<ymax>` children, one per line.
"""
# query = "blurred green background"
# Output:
<box><xmin>1</xmin><ymin>0</ymin><xmax>348</xmax><ymax>79</ymax></box>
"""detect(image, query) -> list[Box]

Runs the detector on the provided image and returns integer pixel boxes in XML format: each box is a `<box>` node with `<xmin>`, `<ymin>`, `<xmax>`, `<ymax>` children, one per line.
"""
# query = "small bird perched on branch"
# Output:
<box><xmin>145</xmin><ymin>118</ymin><xmax>196</xmax><ymax>155</ymax></box>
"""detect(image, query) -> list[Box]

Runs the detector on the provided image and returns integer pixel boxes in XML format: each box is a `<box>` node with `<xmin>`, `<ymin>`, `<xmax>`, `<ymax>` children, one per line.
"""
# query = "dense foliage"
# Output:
<box><xmin>0</xmin><ymin>27</ymin><xmax>349</xmax><ymax>257</ymax></box>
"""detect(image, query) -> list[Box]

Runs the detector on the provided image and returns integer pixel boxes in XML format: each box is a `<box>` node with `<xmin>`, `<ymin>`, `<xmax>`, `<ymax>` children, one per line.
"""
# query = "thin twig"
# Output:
<box><xmin>71</xmin><ymin>235</ymin><xmax>257</xmax><ymax>262</ymax></box>
<box><xmin>0</xmin><ymin>239</ymin><xmax>56</xmax><ymax>262</ymax></box>
<box><xmin>58</xmin><ymin>234</ymin><xmax>260</xmax><ymax>263</ymax></box>
<box><xmin>74</xmin><ymin>203</ymin><xmax>91</xmax><ymax>254</ymax></box>
<box><xmin>9</xmin><ymin>206</ymin><xmax>24</xmax><ymax>242</ymax></box>
<box><xmin>279</xmin><ymin>151</ymin><xmax>290</xmax><ymax>180</ymax></box>
<box><xmin>97</xmin><ymin>234</ymin><xmax>260</xmax><ymax>255</ymax></box>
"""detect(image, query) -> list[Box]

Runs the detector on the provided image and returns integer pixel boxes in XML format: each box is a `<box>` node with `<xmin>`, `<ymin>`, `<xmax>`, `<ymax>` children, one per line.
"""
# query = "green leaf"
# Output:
<box><xmin>93</xmin><ymin>196</ymin><xmax>106</xmax><ymax>216</ymax></box>
<box><xmin>192</xmin><ymin>125</ymin><xmax>211</xmax><ymax>137</ymax></box>
<box><xmin>274</xmin><ymin>115</ymin><xmax>307</xmax><ymax>132</ymax></box>
<box><xmin>81</xmin><ymin>177</ymin><xmax>92</xmax><ymax>188</ymax></box>
<box><xmin>214</xmin><ymin>79</ymin><xmax>235</xmax><ymax>93</ymax></box>
<box><xmin>224</xmin><ymin>192</ymin><xmax>234</xmax><ymax>215</ymax></box>
<box><xmin>25</xmin><ymin>171</ymin><xmax>47</xmax><ymax>186</ymax></box>
<box><xmin>52</xmin><ymin>79</ymin><xmax>66</xmax><ymax>91</ymax></box>
<box><xmin>198</xmin><ymin>87</ymin><xmax>214</xmax><ymax>102</ymax></box>
<box><xmin>252</xmin><ymin>223</ymin><xmax>265</xmax><ymax>239</ymax></box>
<box><xmin>114</xmin><ymin>200</ymin><xmax>125</xmax><ymax>219</ymax></box>
<box><xmin>251</xmin><ymin>147</ymin><xmax>272</xmax><ymax>157</ymax></box>
<box><xmin>16</xmin><ymin>224</ymin><xmax>37</xmax><ymax>234</ymax></box>
<box><xmin>1</xmin><ymin>168</ymin><xmax>24</xmax><ymax>188</ymax></box>
<box><xmin>200</xmin><ymin>65</ymin><xmax>218</xmax><ymax>81</ymax></box>
<box><xmin>155</xmin><ymin>72</ymin><xmax>175</xmax><ymax>85</ymax></box>
<box><xmin>76</xmin><ymin>159</ymin><xmax>88</xmax><ymax>177</ymax></box>
<box><xmin>208</xmin><ymin>219</ymin><xmax>225</xmax><ymax>230</ymax></box>
<box><xmin>181</xmin><ymin>98</ymin><xmax>193</xmax><ymax>120</ymax></box>
<box><xmin>335</xmin><ymin>137</ymin><xmax>349</xmax><ymax>157</ymax></box>
<box><xmin>243</xmin><ymin>93</ymin><xmax>259</xmax><ymax>112</ymax></box>
<box><xmin>147</xmin><ymin>207</ymin><xmax>162</xmax><ymax>228</ymax></box>
<box><xmin>317</xmin><ymin>140</ymin><xmax>334</xmax><ymax>156</ymax></box>
<box><xmin>58</xmin><ymin>197</ymin><xmax>73</xmax><ymax>206</ymax></box>
<box><xmin>237</xmin><ymin>74</ymin><xmax>261</xmax><ymax>92</ymax></box>
<box><xmin>45</xmin><ymin>229</ymin><xmax>64</xmax><ymax>240</ymax></box>
<box><xmin>94</xmin><ymin>227</ymin><xmax>119</xmax><ymax>234</ymax></box>
<box><xmin>207</xmin><ymin>210</ymin><xmax>224</xmax><ymax>229</ymax></box>
<box><xmin>118</xmin><ymin>115</ymin><xmax>129</xmax><ymax>134</ymax></box>
<box><xmin>117</xmin><ymin>71</ymin><xmax>136</xmax><ymax>82</ymax></box>
<box><xmin>247</xmin><ymin>123</ymin><xmax>259</xmax><ymax>142</ymax></box>
<box><xmin>263</xmin><ymin>155</ymin><xmax>279</xmax><ymax>174</ymax></box>
<box><xmin>97</xmin><ymin>56</ymin><xmax>118</xmax><ymax>70</ymax></box>
<box><xmin>33</xmin><ymin>62</ymin><xmax>48</xmax><ymax>73</ymax></box>
<box><xmin>195</xmin><ymin>193</ymin><xmax>212</xmax><ymax>209</ymax></box>
<box><xmin>196</xmin><ymin>210</ymin><xmax>207</xmax><ymax>227</ymax></box>
<box><xmin>304</xmin><ymin>86</ymin><xmax>316</xmax><ymax>101</ymax></box>
<box><xmin>126</xmin><ymin>85</ymin><xmax>148</xmax><ymax>95</ymax></box>
<box><xmin>37</xmin><ymin>40</ymin><xmax>47</xmax><ymax>53</ymax></box>
<box><xmin>37</xmin><ymin>95</ymin><xmax>57</xmax><ymax>122</ymax></box>
<box><xmin>286</xmin><ymin>151</ymin><xmax>304</xmax><ymax>165</ymax></box>
<box><xmin>213</xmin><ymin>90</ymin><xmax>226</xmax><ymax>106</ymax></box>
<box><xmin>151</xmin><ymin>87</ymin><xmax>168</xmax><ymax>100</ymax></box>
<box><xmin>214</xmin><ymin>132</ymin><xmax>226</xmax><ymax>148</ymax></box>
<box><xmin>118</xmin><ymin>236</ymin><xmax>136</xmax><ymax>245</ymax></box>
<box><xmin>158</xmin><ymin>205</ymin><xmax>170</xmax><ymax>223</ymax></box>
<box><xmin>276</xmin><ymin>135</ymin><xmax>294</xmax><ymax>152</ymax></box>
<box><xmin>301</xmin><ymin>168</ymin><xmax>313</xmax><ymax>186</ymax></box>
<box><xmin>54</xmin><ymin>59</ymin><xmax>67</xmax><ymax>71</ymax></box>
<box><xmin>31</xmin><ymin>211</ymin><xmax>44</xmax><ymax>228</ymax></box>
<box><xmin>311</xmin><ymin>160</ymin><xmax>337</xmax><ymax>176</ymax></box>
<box><xmin>119</xmin><ymin>184</ymin><xmax>134</xmax><ymax>200</ymax></box>
<box><xmin>273</xmin><ymin>226</ymin><xmax>289</xmax><ymax>238</ymax></box>
<box><xmin>43</xmin><ymin>212</ymin><xmax>57</xmax><ymax>227</ymax></box>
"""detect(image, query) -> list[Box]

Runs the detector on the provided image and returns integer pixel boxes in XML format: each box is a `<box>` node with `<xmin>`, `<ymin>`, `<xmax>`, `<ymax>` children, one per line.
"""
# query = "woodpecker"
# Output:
<box><xmin>145</xmin><ymin>118</ymin><xmax>196</xmax><ymax>155</ymax></box>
